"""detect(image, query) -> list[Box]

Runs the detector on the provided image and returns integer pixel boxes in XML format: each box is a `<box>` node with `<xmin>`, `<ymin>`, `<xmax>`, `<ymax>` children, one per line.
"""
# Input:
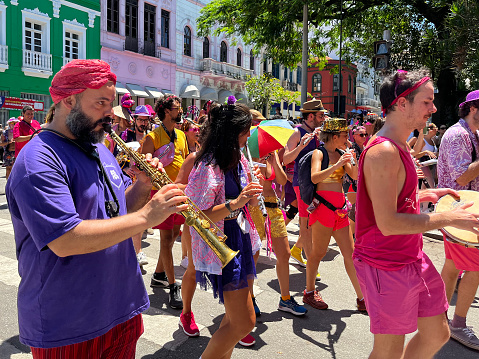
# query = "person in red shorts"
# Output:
<box><xmin>307</xmin><ymin>118</ymin><xmax>365</xmax><ymax>311</ymax></box>
<box><xmin>141</xmin><ymin>95</ymin><xmax>188</xmax><ymax>309</ymax></box>
<box><xmin>437</xmin><ymin>89</ymin><xmax>479</xmax><ymax>351</ymax></box>
<box><xmin>354</xmin><ymin>70</ymin><xmax>479</xmax><ymax>358</ymax></box>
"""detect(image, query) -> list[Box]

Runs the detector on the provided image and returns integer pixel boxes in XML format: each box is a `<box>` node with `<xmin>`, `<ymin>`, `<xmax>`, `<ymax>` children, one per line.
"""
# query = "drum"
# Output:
<box><xmin>434</xmin><ymin>190</ymin><xmax>479</xmax><ymax>248</ymax></box>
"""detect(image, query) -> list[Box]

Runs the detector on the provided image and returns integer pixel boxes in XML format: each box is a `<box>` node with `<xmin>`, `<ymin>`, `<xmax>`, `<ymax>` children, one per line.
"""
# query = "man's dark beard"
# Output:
<box><xmin>66</xmin><ymin>105</ymin><xmax>107</xmax><ymax>144</ymax></box>
<box><xmin>174</xmin><ymin>113</ymin><xmax>182</xmax><ymax>123</ymax></box>
<box><xmin>136</xmin><ymin>124</ymin><xmax>147</xmax><ymax>133</ymax></box>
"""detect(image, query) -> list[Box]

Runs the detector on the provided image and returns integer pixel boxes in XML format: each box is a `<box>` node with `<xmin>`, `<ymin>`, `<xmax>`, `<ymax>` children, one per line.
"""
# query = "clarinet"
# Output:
<box><xmin>244</xmin><ymin>143</ymin><xmax>268</xmax><ymax>217</ymax></box>
<box><xmin>103</xmin><ymin>123</ymin><xmax>239</xmax><ymax>268</ymax></box>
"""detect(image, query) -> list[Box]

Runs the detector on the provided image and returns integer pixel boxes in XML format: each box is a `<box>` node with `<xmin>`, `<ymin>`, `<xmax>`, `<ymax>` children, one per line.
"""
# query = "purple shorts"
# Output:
<box><xmin>353</xmin><ymin>253</ymin><xmax>448</xmax><ymax>335</ymax></box>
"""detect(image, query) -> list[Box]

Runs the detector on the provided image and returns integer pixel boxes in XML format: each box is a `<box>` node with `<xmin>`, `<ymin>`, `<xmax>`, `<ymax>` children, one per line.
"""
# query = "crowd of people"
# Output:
<box><xmin>4</xmin><ymin>59</ymin><xmax>479</xmax><ymax>359</ymax></box>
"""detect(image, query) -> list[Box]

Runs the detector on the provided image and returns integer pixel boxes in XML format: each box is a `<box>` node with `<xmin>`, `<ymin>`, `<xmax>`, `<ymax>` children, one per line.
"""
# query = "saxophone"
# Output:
<box><xmin>103</xmin><ymin>123</ymin><xmax>238</xmax><ymax>268</ymax></box>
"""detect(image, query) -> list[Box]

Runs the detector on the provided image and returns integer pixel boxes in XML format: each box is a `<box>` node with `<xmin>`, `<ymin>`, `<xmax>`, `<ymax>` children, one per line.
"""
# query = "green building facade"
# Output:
<box><xmin>0</xmin><ymin>0</ymin><xmax>101</xmax><ymax>125</ymax></box>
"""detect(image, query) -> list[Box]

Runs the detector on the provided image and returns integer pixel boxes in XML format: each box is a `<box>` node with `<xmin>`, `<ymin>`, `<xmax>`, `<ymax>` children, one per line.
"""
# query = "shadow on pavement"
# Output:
<box><xmin>0</xmin><ymin>335</ymin><xmax>31</xmax><ymax>356</ymax></box>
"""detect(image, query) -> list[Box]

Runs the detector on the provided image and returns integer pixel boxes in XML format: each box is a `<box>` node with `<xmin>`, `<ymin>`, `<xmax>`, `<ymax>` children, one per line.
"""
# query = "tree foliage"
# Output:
<box><xmin>198</xmin><ymin>0</ymin><xmax>479</xmax><ymax>90</ymax></box>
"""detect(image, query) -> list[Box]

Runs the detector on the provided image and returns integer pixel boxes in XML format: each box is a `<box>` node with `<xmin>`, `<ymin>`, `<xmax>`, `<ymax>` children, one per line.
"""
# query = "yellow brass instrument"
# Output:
<box><xmin>103</xmin><ymin>123</ymin><xmax>238</xmax><ymax>268</ymax></box>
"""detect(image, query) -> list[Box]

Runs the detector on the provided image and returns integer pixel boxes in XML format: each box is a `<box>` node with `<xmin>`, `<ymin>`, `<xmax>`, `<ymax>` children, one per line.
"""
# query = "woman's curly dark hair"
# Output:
<box><xmin>195</xmin><ymin>103</ymin><xmax>252</xmax><ymax>172</ymax></box>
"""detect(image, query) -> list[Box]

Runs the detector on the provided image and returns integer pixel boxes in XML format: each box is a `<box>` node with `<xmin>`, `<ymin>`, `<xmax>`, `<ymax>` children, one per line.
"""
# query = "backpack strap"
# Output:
<box><xmin>317</xmin><ymin>146</ymin><xmax>329</xmax><ymax>170</ymax></box>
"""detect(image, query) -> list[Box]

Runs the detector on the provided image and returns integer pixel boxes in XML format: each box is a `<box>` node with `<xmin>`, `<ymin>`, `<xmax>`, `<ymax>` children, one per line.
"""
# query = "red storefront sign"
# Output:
<box><xmin>0</xmin><ymin>96</ymin><xmax>44</xmax><ymax>111</ymax></box>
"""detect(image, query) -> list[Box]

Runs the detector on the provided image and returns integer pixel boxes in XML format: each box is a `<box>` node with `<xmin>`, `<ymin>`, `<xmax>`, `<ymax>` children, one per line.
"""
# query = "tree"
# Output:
<box><xmin>198</xmin><ymin>0</ymin><xmax>479</xmax><ymax>124</ymax></box>
<box><xmin>244</xmin><ymin>73</ymin><xmax>284</xmax><ymax>111</ymax></box>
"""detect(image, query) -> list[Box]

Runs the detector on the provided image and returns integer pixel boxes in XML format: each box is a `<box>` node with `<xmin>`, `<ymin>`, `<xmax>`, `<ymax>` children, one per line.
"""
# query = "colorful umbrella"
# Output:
<box><xmin>247</xmin><ymin>119</ymin><xmax>294</xmax><ymax>158</ymax></box>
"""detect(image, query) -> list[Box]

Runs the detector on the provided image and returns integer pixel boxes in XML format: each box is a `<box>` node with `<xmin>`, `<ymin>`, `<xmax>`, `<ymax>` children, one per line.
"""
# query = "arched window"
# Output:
<box><xmin>220</xmin><ymin>41</ymin><xmax>227</xmax><ymax>62</ymax></box>
<box><xmin>312</xmin><ymin>73</ymin><xmax>322</xmax><ymax>92</ymax></box>
<box><xmin>250</xmin><ymin>49</ymin><xmax>254</xmax><ymax>70</ymax></box>
<box><xmin>203</xmin><ymin>37</ymin><xmax>209</xmax><ymax>58</ymax></box>
<box><xmin>183</xmin><ymin>26</ymin><xmax>191</xmax><ymax>56</ymax></box>
<box><xmin>237</xmin><ymin>48</ymin><xmax>242</xmax><ymax>67</ymax></box>
<box><xmin>348</xmin><ymin>75</ymin><xmax>352</xmax><ymax>93</ymax></box>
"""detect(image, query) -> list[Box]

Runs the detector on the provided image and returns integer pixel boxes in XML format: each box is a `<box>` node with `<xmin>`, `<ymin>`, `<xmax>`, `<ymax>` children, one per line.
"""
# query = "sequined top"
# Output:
<box><xmin>322</xmin><ymin>165</ymin><xmax>345</xmax><ymax>183</ymax></box>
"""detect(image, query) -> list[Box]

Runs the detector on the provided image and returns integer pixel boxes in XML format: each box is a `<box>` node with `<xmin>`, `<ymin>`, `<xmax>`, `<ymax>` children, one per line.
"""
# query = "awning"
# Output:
<box><xmin>180</xmin><ymin>84</ymin><xmax>200</xmax><ymax>99</ymax></box>
<box><xmin>218</xmin><ymin>89</ymin><xmax>233</xmax><ymax>104</ymax></box>
<box><xmin>125</xmin><ymin>83</ymin><xmax>149</xmax><ymax>98</ymax></box>
<box><xmin>162</xmin><ymin>89</ymin><xmax>174</xmax><ymax>95</ymax></box>
<box><xmin>200</xmin><ymin>87</ymin><xmax>218</xmax><ymax>101</ymax></box>
<box><xmin>235</xmin><ymin>93</ymin><xmax>248</xmax><ymax>104</ymax></box>
<box><xmin>144</xmin><ymin>86</ymin><xmax>164</xmax><ymax>99</ymax></box>
<box><xmin>115</xmin><ymin>82</ymin><xmax>129</xmax><ymax>95</ymax></box>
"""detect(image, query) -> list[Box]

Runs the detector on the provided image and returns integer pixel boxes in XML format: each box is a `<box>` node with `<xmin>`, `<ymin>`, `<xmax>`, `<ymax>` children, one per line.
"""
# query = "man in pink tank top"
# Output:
<box><xmin>354</xmin><ymin>70</ymin><xmax>479</xmax><ymax>359</ymax></box>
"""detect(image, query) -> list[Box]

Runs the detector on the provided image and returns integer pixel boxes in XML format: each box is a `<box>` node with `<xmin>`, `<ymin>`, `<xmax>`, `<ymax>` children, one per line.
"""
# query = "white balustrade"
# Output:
<box><xmin>63</xmin><ymin>57</ymin><xmax>73</xmax><ymax>66</ymax></box>
<box><xmin>201</xmin><ymin>58</ymin><xmax>254</xmax><ymax>79</ymax></box>
<box><xmin>0</xmin><ymin>45</ymin><xmax>7</xmax><ymax>65</ymax></box>
<box><xmin>23</xmin><ymin>49</ymin><xmax>52</xmax><ymax>72</ymax></box>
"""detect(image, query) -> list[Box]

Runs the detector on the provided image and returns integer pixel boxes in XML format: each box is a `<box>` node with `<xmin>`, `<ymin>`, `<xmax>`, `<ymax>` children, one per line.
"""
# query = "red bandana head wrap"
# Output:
<box><xmin>382</xmin><ymin>70</ymin><xmax>430</xmax><ymax>116</ymax></box>
<box><xmin>49</xmin><ymin>59</ymin><xmax>117</xmax><ymax>104</ymax></box>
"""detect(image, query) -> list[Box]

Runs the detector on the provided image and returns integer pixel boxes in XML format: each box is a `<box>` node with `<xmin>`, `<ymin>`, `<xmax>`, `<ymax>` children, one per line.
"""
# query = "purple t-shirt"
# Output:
<box><xmin>6</xmin><ymin>131</ymin><xmax>149</xmax><ymax>348</ymax></box>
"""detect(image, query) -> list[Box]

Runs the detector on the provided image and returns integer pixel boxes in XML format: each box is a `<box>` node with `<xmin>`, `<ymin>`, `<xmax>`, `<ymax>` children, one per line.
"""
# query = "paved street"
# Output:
<box><xmin>0</xmin><ymin>165</ymin><xmax>477</xmax><ymax>358</ymax></box>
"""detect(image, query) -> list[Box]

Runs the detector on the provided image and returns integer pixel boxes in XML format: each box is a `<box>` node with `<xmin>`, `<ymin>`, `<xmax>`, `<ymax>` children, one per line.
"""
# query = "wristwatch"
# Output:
<box><xmin>225</xmin><ymin>200</ymin><xmax>234</xmax><ymax>213</ymax></box>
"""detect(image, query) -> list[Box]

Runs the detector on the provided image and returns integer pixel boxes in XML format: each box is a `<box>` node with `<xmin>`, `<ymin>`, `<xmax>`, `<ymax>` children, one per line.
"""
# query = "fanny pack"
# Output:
<box><xmin>314</xmin><ymin>193</ymin><xmax>351</xmax><ymax>218</ymax></box>
<box><xmin>153</xmin><ymin>142</ymin><xmax>175</xmax><ymax>167</ymax></box>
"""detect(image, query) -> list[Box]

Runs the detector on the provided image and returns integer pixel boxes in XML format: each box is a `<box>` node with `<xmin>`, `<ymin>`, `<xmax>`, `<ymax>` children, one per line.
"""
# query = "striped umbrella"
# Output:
<box><xmin>247</xmin><ymin>119</ymin><xmax>294</xmax><ymax>158</ymax></box>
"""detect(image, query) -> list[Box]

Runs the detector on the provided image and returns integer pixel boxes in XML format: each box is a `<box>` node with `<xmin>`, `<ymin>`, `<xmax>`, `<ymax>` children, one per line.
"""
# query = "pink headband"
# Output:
<box><xmin>382</xmin><ymin>75</ymin><xmax>430</xmax><ymax>116</ymax></box>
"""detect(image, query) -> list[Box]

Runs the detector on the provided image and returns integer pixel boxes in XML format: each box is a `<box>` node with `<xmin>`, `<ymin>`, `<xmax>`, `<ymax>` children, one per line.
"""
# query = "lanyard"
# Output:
<box><xmin>161</xmin><ymin>121</ymin><xmax>176</xmax><ymax>143</ymax></box>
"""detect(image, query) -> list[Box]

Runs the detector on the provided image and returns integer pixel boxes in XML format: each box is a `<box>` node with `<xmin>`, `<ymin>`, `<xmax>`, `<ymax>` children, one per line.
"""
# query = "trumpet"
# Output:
<box><xmin>103</xmin><ymin>123</ymin><xmax>238</xmax><ymax>268</ymax></box>
<box><xmin>244</xmin><ymin>143</ymin><xmax>268</xmax><ymax>217</ymax></box>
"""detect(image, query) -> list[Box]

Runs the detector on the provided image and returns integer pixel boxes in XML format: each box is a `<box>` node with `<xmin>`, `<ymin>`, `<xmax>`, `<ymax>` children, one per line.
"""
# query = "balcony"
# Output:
<box><xmin>125</xmin><ymin>36</ymin><xmax>138</xmax><ymax>53</ymax></box>
<box><xmin>284</xmin><ymin>81</ymin><xmax>298</xmax><ymax>92</ymax></box>
<box><xmin>0</xmin><ymin>45</ymin><xmax>8</xmax><ymax>72</ymax></box>
<box><xmin>143</xmin><ymin>40</ymin><xmax>156</xmax><ymax>57</ymax></box>
<box><xmin>63</xmin><ymin>57</ymin><xmax>73</xmax><ymax>66</ymax></box>
<box><xmin>357</xmin><ymin>78</ymin><xmax>368</xmax><ymax>90</ymax></box>
<box><xmin>22</xmin><ymin>49</ymin><xmax>52</xmax><ymax>78</ymax></box>
<box><xmin>200</xmin><ymin>58</ymin><xmax>254</xmax><ymax>81</ymax></box>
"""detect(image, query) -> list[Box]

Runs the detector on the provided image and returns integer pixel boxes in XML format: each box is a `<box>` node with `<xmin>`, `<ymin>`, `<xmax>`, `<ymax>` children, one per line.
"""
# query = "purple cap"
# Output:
<box><xmin>134</xmin><ymin>105</ymin><xmax>151</xmax><ymax>117</ymax></box>
<box><xmin>459</xmin><ymin>90</ymin><xmax>479</xmax><ymax>108</ymax></box>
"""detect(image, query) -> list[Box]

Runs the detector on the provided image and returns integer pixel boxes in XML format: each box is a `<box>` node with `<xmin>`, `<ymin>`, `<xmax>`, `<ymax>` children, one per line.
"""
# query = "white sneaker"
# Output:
<box><xmin>137</xmin><ymin>252</ymin><xmax>148</xmax><ymax>266</ymax></box>
<box><xmin>180</xmin><ymin>256</ymin><xmax>189</xmax><ymax>269</ymax></box>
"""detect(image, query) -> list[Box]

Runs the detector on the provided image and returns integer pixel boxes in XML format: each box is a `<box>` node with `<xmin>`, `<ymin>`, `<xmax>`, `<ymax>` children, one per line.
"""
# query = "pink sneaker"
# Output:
<box><xmin>238</xmin><ymin>333</ymin><xmax>256</xmax><ymax>347</ymax></box>
<box><xmin>179</xmin><ymin>312</ymin><xmax>200</xmax><ymax>337</ymax></box>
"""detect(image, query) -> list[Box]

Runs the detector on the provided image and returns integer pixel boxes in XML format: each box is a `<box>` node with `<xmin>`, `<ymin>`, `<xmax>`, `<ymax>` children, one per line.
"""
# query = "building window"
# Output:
<box><xmin>25</xmin><ymin>21</ymin><xmax>43</xmax><ymax>53</ymax></box>
<box><xmin>333</xmin><ymin>74</ymin><xmax>343</xmax><ymax>91</ymax></box>
<box><xmin>250</xmin><ymin>50</ymin><xmax>254</xmax><ymax>71</ymax></box>
<box><xmin>297</xmin><ymin>66</ymin><xmax>302</xmax><ymax>85</ymax></box>
<box><xmin>220</xmin><ymin>41</ymin><xmax>227</xmax><ymax>62</ymax></box>
<box><xmin>106</xmin><ymin>0</ymin><xmax>119</xmax><ymax>34</ymax></box>
<box><xmin>263</xmin><ymin>56</ymin><xmax>268</xmax><ymax>73</ymax></box>
<box><xmin>237</xmin><ymin>48</ymin><xmax>242</xmax><ymax>67</ymax></box>
<box><xmin>63</xmin><ymin>21</ymin><xmax>86</xmax><ymax>65</ymax></box>
<box><xmin>272</xmin><ymin>63</ymin><xmax>280</xmax><ymax>79</ymax></box>
<box><xmin>161</xmin><ymin>10</ymin><xmax>169</xmax><ymax>48</ymax></box>
<box><xmin>312</xmin><ymin>73</ymin><xmax>322</xmax><ymax>92</ymax></box>
<box><xmin>348</xmin><ymin>75</ymin><xmax>352</xmax><ymax>93</ymax></box>
<box><xmin>203</xmin><ymin>37</ymin><xmax>209</xmax><ymax>58</ymax></box>
<box><xmin>184</xmin><ymin>26</ymin><xmax>191</xmax><ymax>56</ymax></box>
<box><xmin>283</xmin><ymin>67</ymin><xmax>288</xmax><ymax>80</ymax></box>
<box><xmin>289</xmin><ymin>69</ymin><xmax>293</xmax><ymax>83</ymax></box>
<box><xmin>144</xmin><ymin>3</ymin><xmax>156</xmax><ymax>56</ymax></box>
<box><xmin>125</xmin><ymin>0</ymin><xmax>138</xmax><ymax>52</ymax></box>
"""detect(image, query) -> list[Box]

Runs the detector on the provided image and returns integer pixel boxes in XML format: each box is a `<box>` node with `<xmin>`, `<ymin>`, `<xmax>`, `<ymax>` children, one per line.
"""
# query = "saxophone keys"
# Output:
<box><xmin>200</xmin><ymin>219</ymin><xmax>210</xmax><ymax>229</ymax></box>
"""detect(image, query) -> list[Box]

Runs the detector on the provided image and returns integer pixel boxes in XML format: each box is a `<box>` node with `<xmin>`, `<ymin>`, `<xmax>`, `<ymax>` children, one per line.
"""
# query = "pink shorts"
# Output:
<box><xmin>293</xmin><ymin>186</ymin><xmax>309</xmax><ymax>218</ymax></box>
<box><xmin>353</xmin><ymin>253</ymin><xmax>448</xmax><ymax>335</ymax></box>
<box><xmin>151</xmin><ymin>190</ymin><xmax>186</xmax><ymax>230</ymax></box>
<box><xmin>308</xmin><ymin>191</ymin><xmax>349</xmax><ymax>231</ymax></box>
<box><xmin>444</xmin><ymin>235</ymin><xmax>479</xmax><ymax>271</ymax></box>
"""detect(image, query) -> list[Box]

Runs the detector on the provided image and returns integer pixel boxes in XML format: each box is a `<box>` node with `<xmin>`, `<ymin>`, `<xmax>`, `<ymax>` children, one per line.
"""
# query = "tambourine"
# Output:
<box><xmin>434</xmin><ymin>190</ymin><xmax>479</xmax><ymax>248</ymax></box>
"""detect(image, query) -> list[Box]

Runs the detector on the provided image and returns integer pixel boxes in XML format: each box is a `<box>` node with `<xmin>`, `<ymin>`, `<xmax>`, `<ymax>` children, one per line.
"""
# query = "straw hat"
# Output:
<box><xmin>250</xmin><ymin>109</ymin><xmax>266</xmax><ymax>120</ymax></box>
<box><xmin>322</xmin><ymin>118</ymin><xmax>349</xmax><ymax>133</ymax></box>
<box><xmin>112</xmin><ymin>105</ymin><xmax>132</xmax><ymax>122</ymax></box>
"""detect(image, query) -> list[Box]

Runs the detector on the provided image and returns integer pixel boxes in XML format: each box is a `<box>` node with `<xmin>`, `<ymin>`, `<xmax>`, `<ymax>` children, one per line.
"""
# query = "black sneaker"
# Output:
<box><xmin>150</xmin><ymin>272</ymin><xmax>169</xmax><ymax>288</ymax></box>
<box><xmin>169</xmin><ymin>283</ymin><xmax>183</xmax><ymax>309</ymax></box>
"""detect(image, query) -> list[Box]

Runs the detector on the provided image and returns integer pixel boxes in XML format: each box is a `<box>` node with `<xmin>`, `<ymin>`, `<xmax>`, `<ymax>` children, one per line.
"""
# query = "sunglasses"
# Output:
<box><xmin>188</xmin><ymin>128</ymin><xmax>200</xmax><ymax>132</ymax></box>
<box><xmin>356</xmin><ymin>133</ymin><xmax>368</xmax><ymax>137</ymax></box>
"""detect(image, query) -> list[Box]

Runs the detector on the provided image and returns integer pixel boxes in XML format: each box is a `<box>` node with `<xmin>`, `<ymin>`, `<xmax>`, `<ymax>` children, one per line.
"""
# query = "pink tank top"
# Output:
<box><xmin>354</xmin><ymin>136</ymin><xmax>423</xmax><ymax>270</ymax></box>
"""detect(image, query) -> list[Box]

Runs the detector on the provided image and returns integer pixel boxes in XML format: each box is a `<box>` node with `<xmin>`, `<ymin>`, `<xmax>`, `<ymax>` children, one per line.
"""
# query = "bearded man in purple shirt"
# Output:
<box><xmin>6</xmin><ymin>59</ymin><xmax>188</xmax><ymax>358</ymax></box>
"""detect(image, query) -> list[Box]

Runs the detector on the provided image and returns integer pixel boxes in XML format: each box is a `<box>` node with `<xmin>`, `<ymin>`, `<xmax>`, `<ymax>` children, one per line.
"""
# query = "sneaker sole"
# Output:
<box><xmin>291</xmin><ymin>256</ymin><xmax>307</xmax><ymax>267</ymax></box>
<box><xmin>238</xmin><ymin>340</ymin><xmax>255</xmax><ymax>347</ymax></box>
<box><xmin>150</xmin><ymin>280</ymin><xmax>169</xmax><ymax>288</ymax></box>
<box><xmin>278</xmin><ymin>306</ymin><xmax>307</xmax><ymax>316</ymax></box>
<box><xmin>303</xmin><ymin>300</ymin><xmax>328</xmax><ymax>310</ymax></box>
<box><xmin>170</xmin><ymin>302</ymin><xmax>184</xmax><ymax>310</ymax></box>
<box><xmin>450</xmin><ymin>333</ymin><xmax>479</xmax><ymax>350</ymax></box>
<box><xmin>179</xmin><ymin>321</ymin><xmax>200</xmax><ymax>337</ymax></box>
